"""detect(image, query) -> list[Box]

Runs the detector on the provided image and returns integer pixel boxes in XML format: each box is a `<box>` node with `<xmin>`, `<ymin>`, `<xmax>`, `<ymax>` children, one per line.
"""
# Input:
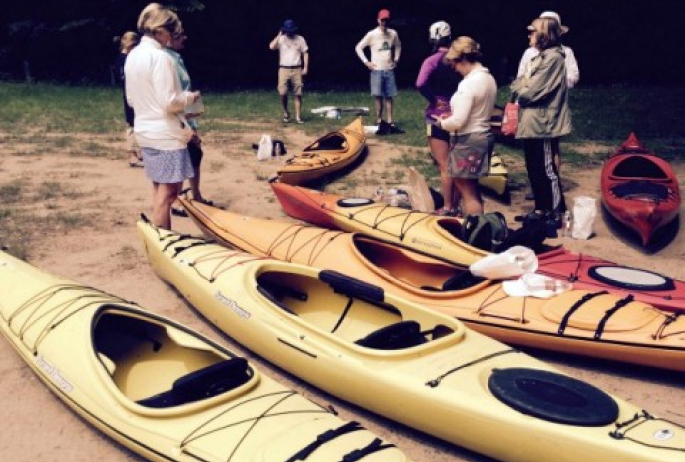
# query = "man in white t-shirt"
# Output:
<box><xmin>355</xmin><ymin>9</ymin><xmax>402</xmax><ymax>134</ymax></box>
<box><xmin>269</xmin><ymin>19</ymin><xmax>309</xmax><ymax>124</ymax></box>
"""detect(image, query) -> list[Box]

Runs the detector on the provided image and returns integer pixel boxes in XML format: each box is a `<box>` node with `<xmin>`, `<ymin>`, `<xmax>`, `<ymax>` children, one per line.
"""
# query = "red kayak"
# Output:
<box><xmin>600</xmin><ymin>133</ymin><xmax>681</xmax><ymax>246</ymax></box>
<box><xmin>272</xmin><ymin>182</ymin><xmax>685</xmax><ymax>312</ymax></box>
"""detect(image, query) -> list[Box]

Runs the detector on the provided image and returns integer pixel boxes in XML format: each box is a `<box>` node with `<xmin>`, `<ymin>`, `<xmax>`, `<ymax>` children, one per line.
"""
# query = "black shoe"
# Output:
<box><xmin>376</xmin><ymin>121</ymin><xmax>390</xmax><ymax>135</ymax></box>
<box><xmin>388</xmin><ymin>123</ymin><xmax>405</xmax><ymax>134</ymax></box>
<box><xmin>514</xmin><ymin>211</ymin><xmax>544</xmax><ymax>224</ymax></box>
<box><xmin>171</xmin><ymin>207</ymin><xmax>187</xmax><ymax>217</ymax></box>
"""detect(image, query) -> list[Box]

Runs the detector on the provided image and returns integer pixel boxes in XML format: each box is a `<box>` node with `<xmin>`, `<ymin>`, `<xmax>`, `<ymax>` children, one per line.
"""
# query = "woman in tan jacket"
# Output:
<box><xmin>510</xmin><ymin>16</ymin><xmax>571</xmax><ymax>230</ymax></box>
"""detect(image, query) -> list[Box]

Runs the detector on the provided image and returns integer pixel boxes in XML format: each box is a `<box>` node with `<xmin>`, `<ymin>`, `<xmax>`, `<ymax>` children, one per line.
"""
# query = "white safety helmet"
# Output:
<box><xmin>429</xmin><ymin>21</ymin><xmax>451</xmax><ymax>41</ymax></box>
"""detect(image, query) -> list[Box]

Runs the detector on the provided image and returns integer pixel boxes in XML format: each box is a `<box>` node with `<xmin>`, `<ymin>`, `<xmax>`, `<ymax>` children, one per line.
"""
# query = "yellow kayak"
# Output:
<box><xmin>0</xmin><ymin>249</ymin><xmax>410</xmax><ymax>462</ymax></box>
<box><xmin>273</xmin><ymin>117</ymin><xmax>366</xmax><ymax>185</ymax></box>
<box><xmin>271</xmin><ymin>181</ymin><xmax>489</xmax><ymax>265</ymax></box>
<box><xmin>138</xmin><ymin>217</ymin><xmax>685</xmax><ymax>462</ymax></box>
<box><xmin>478</xmin><ymin>154</ymin><xmax>509</xmax><ymax>197</ymax></box>
<box><xmin>178</xmin><ymin>197</ymin><xmax>685</xmax><ymax>372</ymax></box>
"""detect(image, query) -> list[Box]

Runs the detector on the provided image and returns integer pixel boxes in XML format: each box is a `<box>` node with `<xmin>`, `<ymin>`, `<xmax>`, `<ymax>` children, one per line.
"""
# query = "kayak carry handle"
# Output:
<box><xmin>319</xmin><ymin>270</ymin><xmax>384</xmax><ymax>303</ymax></box>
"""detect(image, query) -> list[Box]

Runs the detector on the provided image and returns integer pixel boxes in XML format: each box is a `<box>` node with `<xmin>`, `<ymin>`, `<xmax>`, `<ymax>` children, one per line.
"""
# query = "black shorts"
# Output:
<box><xmin>187</xmin><ymin>141</ymin><xmax>203</xmax><ymax>169</ymax></box>
<box><xmin>426</xmin><ymin>122</ymin><xmax>450</xmax><ymax>142</ymax></box>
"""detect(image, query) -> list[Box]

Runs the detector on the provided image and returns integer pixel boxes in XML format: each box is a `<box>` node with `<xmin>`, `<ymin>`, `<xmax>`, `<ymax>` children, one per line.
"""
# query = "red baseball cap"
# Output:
<box><xmin>378</xmin><ymin>9</ymin><xmax>390</xmax><ymax>20</ymax></box>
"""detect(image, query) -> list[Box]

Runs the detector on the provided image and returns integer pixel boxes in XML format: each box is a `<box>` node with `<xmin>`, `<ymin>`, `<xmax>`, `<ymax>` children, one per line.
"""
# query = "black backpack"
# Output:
<box><xmin>462</xmin><ymin>212</ymin><xmax>509</xmax><ymax>252</ymax></box>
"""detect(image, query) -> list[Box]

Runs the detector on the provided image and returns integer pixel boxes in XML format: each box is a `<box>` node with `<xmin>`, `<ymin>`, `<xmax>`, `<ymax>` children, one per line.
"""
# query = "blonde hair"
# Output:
<box><xmin>528</xmin><ymin>17</ymin><xmax>562</xmax><ymax>50</ymax></box>
<box><xmin>118</xmin><ymin>31</ymin><xmax>140</xmax><ymax>52</ymax></box>
<box><xmin>443</xmin><ymin>36</ymin><xmax>482</xmax><ymax>64</ymax></box>
<box><xmin>137</xmin><ymin>3</ymin><xmax>181</xmax><ymax>36</ymax></box>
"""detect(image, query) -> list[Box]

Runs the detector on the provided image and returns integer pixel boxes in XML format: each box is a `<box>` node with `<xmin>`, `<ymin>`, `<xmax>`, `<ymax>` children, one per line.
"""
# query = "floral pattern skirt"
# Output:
<box><xmin>447</xmin><ymin>131</ymin><xmax>494</xmax><ymax>179</ymax></box>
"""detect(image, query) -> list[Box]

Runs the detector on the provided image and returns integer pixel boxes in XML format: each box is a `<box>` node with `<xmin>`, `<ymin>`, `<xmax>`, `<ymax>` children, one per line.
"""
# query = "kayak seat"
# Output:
<box><xmin>610</xmin><ymin>181</ymin><xmax>669</xmax><ymax>201</ymax></box>
<box><xmin>355</xmin><ymin>320</ymin><xmax>426</xmax><ymax>350</ymax></box>
<box><xmin>137</xmin><ymin>357</ymin><xmax>251</xmax><ymax>408</ymax></box>
<box><xmin>442</xmin><ymin>271</ymin><xmax>485</xmax><ymax>291</ymax></box>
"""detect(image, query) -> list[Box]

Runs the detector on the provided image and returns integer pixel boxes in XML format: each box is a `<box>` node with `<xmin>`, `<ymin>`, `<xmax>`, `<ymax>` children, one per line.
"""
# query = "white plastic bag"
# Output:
<box><xmin>571</xmin><ymin>196</ymin><xmax>596</xmax><ymax>240</ymax></box>
<box><xmin>256</xmin><ymin>134</ymin><xmax>273</xmax><ymax>161</ymax></box>
<box><xmin>469</xmin><ymin>246</ymin><xmax>538</xmax><ymax>280</ymax></box>
<box><xmin>502</xmin><ymin>273</ymin><xmax>572</xmax><ymax>298</ymax></box>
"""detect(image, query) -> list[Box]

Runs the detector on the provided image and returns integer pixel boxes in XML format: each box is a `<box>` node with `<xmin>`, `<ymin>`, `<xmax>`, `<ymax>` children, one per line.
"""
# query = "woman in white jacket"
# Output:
<box><xmin>125</xmin><ymin>4</ymin><xmax>200</xmax><ymax>229</ymax></box>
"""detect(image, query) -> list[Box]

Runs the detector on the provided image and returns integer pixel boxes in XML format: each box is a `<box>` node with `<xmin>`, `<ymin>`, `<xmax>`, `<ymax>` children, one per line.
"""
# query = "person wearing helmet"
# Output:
<box><xmin>416</xmin><ymin>21</ymin><xmax>462</xmax><ymax>215</ymax></box>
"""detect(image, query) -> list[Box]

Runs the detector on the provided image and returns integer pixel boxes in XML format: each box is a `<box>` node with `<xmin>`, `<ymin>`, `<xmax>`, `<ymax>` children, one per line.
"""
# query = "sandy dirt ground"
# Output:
<box><xmin>0</xmin><ymin>123</ymin><xmax>684</xmax><ymax>462</ymax></box>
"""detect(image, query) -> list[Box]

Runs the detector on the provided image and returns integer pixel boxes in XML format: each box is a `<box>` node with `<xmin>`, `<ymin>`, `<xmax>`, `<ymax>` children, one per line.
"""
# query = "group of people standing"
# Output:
<box><xmin>418</xmin><ymin>10</ymin><xmax>577</xmax><ymax>229</ymax></box>
<box><xmin>118</xmin><ymin>5</ymin><xmax>576</xmax><ymax>233</ymax></box>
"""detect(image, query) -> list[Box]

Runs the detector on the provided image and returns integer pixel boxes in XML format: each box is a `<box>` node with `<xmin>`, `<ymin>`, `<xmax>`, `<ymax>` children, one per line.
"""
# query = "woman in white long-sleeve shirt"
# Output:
<box><xmin>125</xmin><ymin>5</ymin><xmax>200</xmax><ymax>229</ymax></box>
<box><xmin>434</xmin><ymin>36</ymin><xmax>497</xmax><ymax>216</ymax></box>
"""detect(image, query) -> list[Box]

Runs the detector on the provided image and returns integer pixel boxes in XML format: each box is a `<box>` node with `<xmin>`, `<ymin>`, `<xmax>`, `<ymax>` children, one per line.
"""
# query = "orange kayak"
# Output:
<box><xmin>271</xmin><ymin>181</ymin><xmax>489</xmax><ymax>265</ymax></box>
<box><xmin>601</xmin><ymin>133</ymin><xmax>681</xmax><ymax>246</ymax></box>
<box><xmin>179</xmin><ymin>197</ymin><xmax>685</xmax><ymax>372</ymax></box>
<box><xmin>272</xmin><ymin>117</ymin><xmax>366</xmax><ymax>185</ymax></box>
<box><xmin>270</xmin><ymin>182</ymin><xmax>685</xmax><ymax>312</ymax></box>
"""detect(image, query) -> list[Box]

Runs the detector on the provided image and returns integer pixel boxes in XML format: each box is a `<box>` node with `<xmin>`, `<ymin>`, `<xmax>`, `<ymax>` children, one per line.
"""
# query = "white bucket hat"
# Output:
<box><xmin>429</xmin><ymin>21</ymin><xmax>451</xmax><ymax>41</ymax></box>
<box><xmin>539</xmin><ymin>11</ymin><xmax>569</xmax><ymax>34</ymax></box>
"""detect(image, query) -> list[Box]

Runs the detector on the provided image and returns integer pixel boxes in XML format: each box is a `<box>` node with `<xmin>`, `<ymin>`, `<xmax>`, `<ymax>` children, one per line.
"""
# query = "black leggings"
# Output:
<box><xmin>523</xmin><ymin>138</ymin><xmax>566</xmax><ymax>214</ymax></box>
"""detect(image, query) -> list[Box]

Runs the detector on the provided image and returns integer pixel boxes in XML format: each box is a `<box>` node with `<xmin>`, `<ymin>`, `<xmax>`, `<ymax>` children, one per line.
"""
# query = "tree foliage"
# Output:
<box><xmin>0</xmin><ymin>0</ymin><xmax>682</xmax><ymax>86</ymax></box>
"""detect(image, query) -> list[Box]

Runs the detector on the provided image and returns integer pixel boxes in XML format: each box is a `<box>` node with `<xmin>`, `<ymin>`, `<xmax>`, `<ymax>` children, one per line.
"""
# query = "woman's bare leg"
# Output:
<box><xmin>152</xmin><ymin>181</ymin><xmax>182</xmax><ymax>229</ymax></box>
<box><xmin>429</xmin><ymin>137</ymin><xmax>459</xmax><ymax>211</ymax></box>
<box><xmin>455</xmin><ymin>178</ymin><xmax>483</xmax><ymax>215</ymax></box>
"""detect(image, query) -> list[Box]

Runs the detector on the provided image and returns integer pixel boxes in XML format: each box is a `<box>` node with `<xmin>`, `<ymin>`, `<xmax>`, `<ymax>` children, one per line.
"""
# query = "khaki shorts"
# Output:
<box><xmin>278</xmin><ymin>67</ymin><xmax>304</xmax><ymax>96</ymax></box>
<box><xmin>125</xmin><ymin>127</ymin><xmax>138</xmax><ymax>153</ymax></box>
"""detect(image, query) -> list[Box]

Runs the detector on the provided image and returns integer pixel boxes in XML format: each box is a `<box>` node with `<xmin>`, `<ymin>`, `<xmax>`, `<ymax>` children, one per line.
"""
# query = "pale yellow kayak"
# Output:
<box><xmin>178</xmin><ymin>198</ymin><xmax>685</xmax><ymax>372</ymax></box>
<box><xmin>0</xmin><ymin>250</ymin><xmax>410</xmax><ymax>462</ymax></box>
<box><xmin>138</xmin><ymin>217</ymin><xmax>685</xmax><ymax>462</ymax></box>
<box><xmin>274</xmin><ymin>117</ymin><xmax>366</xmax><ymax>185</ymax></box>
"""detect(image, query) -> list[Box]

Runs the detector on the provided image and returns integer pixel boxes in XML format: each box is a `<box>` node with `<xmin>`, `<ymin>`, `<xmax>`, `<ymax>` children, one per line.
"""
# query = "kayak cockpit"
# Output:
<box><xmin>255</xmin><ymin>269</ymin><xmax>465</xmax><ymax>352</ymax></box>
<box><xmin>93</xmin><ymin>310</ymin><xmax>255</xmax><ymax>410</ymax></box>
<box><xmin>611</xmin><ymin>155</ymin><xmax>669</xmax><ymax>180</ymax></box>
<box><xmin>303</xmin><ymin>133</ymin><xmax>348</xmax><ymax>153</ymax></box>
<box><xmin>352</xmin><ymin>235</ymin><xmax>484</xmax><ymax>292</ymax></box>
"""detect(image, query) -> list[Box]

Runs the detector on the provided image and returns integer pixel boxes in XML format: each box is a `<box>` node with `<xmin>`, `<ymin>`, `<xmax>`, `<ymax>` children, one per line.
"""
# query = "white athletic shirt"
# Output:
<box><xmin>355</xmin><ymin>27</ymin><xmax>401</xmax><ymax>71</ymax></box>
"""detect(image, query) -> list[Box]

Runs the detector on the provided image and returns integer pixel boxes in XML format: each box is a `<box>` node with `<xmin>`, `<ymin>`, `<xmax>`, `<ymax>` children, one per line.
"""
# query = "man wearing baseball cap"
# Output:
<box><xmin>355</xmin><ymin>9</ymin><xmax>403</xmax><ymax>134</ymax></box>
